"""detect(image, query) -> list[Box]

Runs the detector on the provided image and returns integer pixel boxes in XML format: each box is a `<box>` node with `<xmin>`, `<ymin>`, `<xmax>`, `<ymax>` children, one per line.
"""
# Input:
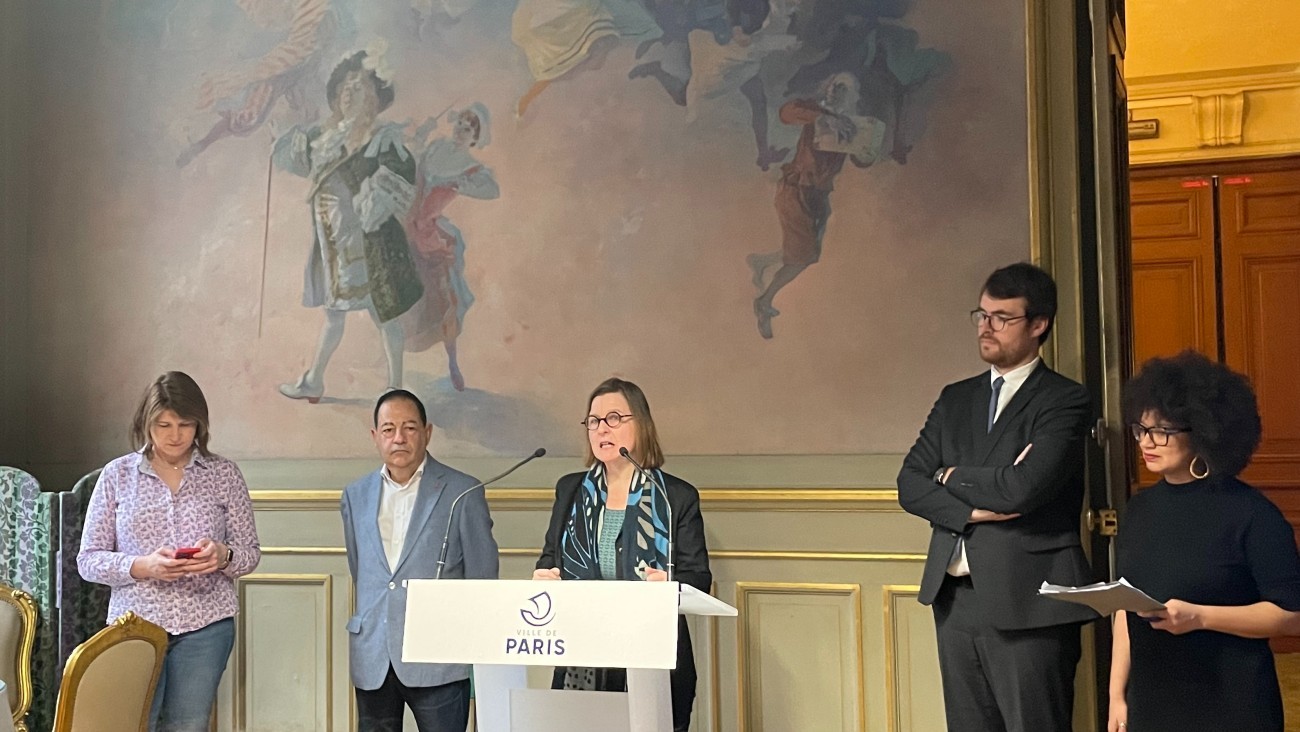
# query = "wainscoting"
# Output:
<box><xmin>211</xmin><ymin>487</ymin><xmax>943</xmax><ymax>731</ymax></box>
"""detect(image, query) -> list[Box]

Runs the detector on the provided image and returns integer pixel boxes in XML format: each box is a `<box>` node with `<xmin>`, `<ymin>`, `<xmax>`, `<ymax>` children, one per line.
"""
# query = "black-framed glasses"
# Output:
<box><xmin>582</xmin><ymin>412</ymin><xmax>634</xmax><ymax>431</ymax></box>
<box><xmin>1129</xmin><ymin>423</ymin><xmax>1189</xmax><ymax>446</ymax></box>
<box><xmin>970</xmin><ymin>309</ymin><xmax>1030</xmax><ymax>331</ymax></box>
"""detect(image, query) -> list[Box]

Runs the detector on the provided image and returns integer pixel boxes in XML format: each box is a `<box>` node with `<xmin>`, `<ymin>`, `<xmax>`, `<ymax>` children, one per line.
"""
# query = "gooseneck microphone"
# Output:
<box><xmin>619</xmin><ymin>447</ymin><xmax>675</xmax><ymax>582</ymax></box>
<box><xmin>435</xmin><ymin>447</ymin><xmax>546</xmax><ymax>579</ymax></box>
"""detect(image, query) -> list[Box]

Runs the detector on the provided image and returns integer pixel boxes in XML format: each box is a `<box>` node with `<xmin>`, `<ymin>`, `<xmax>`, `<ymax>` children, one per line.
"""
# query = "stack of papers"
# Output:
<box><xmin>1037</xmin><ymin>578</ymin><xmax>1165</xmax><ymax>615</ymax></box>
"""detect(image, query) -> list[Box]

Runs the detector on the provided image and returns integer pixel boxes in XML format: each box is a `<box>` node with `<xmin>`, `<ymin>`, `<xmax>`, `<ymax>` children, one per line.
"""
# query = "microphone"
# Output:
<box><xmin>619</xmin><ymin>447</ymin><xmax>674</xmax><ymax>582</ymax></box>
<box><xmin>435</xmin><ymin>447</ymin><xmax>546</xmax><ymax>579</ymax></box>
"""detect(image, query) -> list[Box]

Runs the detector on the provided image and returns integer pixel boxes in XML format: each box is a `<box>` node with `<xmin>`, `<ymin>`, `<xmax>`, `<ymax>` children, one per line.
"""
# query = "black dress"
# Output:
<box><xmin>1117</xmin><ymin>476</ymin><xmax>1300</xmax><ymax>730</ymax></box>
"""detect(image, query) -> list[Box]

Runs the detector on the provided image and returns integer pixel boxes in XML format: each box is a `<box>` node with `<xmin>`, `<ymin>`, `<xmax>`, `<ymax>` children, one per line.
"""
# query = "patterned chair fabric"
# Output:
<box><xmin>0</xmin><ymin>468</ymin><xmax>55</xmax><ymax>732</ymax></box>
<box><xmin>51</xmin><ymin>612</ymin><xmax>168</xmax><ymax>732</ymax></box>
<box><xmin>0</xmin><ymin>584</ymin><xmax>36</xmax><ymax>732</ymax></box>
<box><xmin>56</xmin><ymin>471</ymin><xmax>112</xmax><ymax>668</ymax></box>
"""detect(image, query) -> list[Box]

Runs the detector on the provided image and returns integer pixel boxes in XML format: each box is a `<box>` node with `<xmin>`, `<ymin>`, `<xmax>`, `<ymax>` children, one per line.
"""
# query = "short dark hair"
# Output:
<box><xmin>583</xmin><ymin>378</ymin><xmax>665</xmax><ymax>470</ymax></box>
<box><xmin>131</xmin><ymin>371</ymin><xmax>212</xmax><ymax>458</ymax></box>
<box><xmin>373</xmin><ymin>389</ymin><xmax>427</xmax><ymax>427</ymax></box>
<box><xmin>1122</xmin><ymin>351</ymin><xmax>1261</xmax><ymax>478</ymax></box>
<box><xmin>327</xmin><ymin>51</ymin><xmax>395</xmax><ymax>114</ymax></box>
<box><xmin>981</xmin><ymin>262</ymin><xmax>1057</xmax><ymax>344</ymax></box>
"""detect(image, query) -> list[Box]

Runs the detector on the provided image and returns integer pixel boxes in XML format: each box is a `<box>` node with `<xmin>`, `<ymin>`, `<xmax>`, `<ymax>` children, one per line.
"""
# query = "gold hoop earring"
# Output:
<box><xmin>1190</xmin><ymin>456</ymin><xmax>1210</xmax><ymax>480</ymax></box>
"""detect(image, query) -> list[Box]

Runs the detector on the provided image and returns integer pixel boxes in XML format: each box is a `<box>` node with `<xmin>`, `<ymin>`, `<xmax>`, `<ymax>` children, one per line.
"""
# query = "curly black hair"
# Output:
<box><xmin>1122</xmin><ymin>351</ymin><xmax>1261</xmax><ymax>477</ymax></box>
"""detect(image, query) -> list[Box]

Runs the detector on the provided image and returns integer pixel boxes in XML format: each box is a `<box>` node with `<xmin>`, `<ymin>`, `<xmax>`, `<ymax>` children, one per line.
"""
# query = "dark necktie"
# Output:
<box><xmin>988</xmin><ymin>376</ymin><xmax>1005</xmax><ymax>433</ymax></box>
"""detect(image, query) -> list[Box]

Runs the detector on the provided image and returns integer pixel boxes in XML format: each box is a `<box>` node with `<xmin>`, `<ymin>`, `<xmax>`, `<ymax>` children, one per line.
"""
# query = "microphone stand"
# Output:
<box><xmin>435</xmin><ymin>447</ymin><xmax>546</xmax><ymax>579</ymax></box>
<box><xmin>619</xmin><ymin>447</ymin><xmax>674</xmax><ymax>582</ymax></box>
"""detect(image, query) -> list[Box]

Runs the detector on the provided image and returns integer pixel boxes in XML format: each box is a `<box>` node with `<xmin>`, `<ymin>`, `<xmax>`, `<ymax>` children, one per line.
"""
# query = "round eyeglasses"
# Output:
<box><xmin>582</xmin><ymin>412</ymin><xmax>634</xmax><ymax>431</ymax></box>
<box><xmin>1129</xmin><ymin>423</ymin><xmax>1189</xmax><ymax>446</ymax></box>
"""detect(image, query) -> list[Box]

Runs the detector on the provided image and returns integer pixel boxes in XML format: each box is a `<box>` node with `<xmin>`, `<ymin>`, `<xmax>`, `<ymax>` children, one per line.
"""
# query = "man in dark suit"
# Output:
<box><xmin>342</xmin><ymin>389</ymin><xmax>499</xmax><ymax>731</ymax></box>
<box><xmin>898</xmin><ymin>262</ymin><xmax>1097</xmax><ymax>731</ymax></box>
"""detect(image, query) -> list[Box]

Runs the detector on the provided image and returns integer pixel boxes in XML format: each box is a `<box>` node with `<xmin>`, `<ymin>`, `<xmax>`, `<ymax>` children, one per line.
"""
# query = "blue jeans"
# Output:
<box><xmin>150</xmin><ymin>617</ymin><xmax>235</xmax><ymax>732</ymax></box>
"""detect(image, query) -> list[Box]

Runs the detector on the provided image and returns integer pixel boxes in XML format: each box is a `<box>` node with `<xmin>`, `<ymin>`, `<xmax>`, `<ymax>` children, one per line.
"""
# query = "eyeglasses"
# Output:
<box><xmin>582</xmin><ymin>412</ymin><xmax>634</xmax><ymax>431</ymax></box>
<box><xmin>1129</xmin><ymin>423</ymin><xmax>1190</xmax><ymax>446</ymax></box>
<box><xmin>970</xmin><ymin>309</ymin><xmax>1030</xmax><ymax>331</ymax></box>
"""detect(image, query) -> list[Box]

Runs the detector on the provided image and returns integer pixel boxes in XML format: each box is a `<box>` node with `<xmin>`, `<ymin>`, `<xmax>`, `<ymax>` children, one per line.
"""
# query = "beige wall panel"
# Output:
<box><xmin>253</xmin><ymin>511</ymin><xmax>345</xmax><ymax>548</ymax></box>
<box><xmin>735</xmin><ymin>583</ymin><xmax>864</xmax><ymax>732</ymax></box>
<box><xmin>232</xmin><ymin>575</ymin><xmax>338</xmax><ymax>732</ymax></box>
<box><xmin>484</xmin><ymin>510</ymin><xmax>554</xmax><ymax>548</ymax></box>
<box><xmin>490</xmin><ymin>508</ymin><xmax>925</xmax><ymax>552</ymax></box>
<box><xmin>882</xmin><ymin>586</ymin><xmax>944</xmax><ymax>732</ymax></box>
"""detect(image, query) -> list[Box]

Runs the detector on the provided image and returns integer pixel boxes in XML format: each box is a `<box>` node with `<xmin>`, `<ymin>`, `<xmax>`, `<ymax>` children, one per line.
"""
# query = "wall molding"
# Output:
<box><xmin>250</xmin><ymin>487</ymin><xmax>904</xmax><ymax>513</ymax></box>
<box><xmin>1129</xmin><ymin>63</ymin><xmax>1300</xmax><ymax>164</ymax></box>
<box><xmin>259</xmin><ymin>546</ymin><xmax>928</xmax><ymax>563</ymax></box>
<box><xmin>735</xmin><ymin>582</ymin><xmax>866</xmax><ymax>732</ymax></box>
<box><xmin>234</xmin><ymin>573</ymin><xmax>335</xmax><ymax>732</ymax></box>
<box><xmin>882</xmin><ymin>585</ymin><xmax>924</xmax><ymax>732</ymax></box>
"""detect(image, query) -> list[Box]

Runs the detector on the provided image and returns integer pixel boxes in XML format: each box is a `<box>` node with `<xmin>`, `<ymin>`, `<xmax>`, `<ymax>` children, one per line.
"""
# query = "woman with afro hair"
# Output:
<box><xmin>1108</xmin><ymin>350</ymin><xmax>1300</xmax><ymax>731</ymax></box>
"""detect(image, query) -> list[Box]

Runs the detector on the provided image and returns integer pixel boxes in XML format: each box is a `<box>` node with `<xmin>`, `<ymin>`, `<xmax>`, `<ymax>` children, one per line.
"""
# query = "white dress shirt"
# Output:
<box><xmin>947</xmin><ymin>357</ymin><xmax>1041</xmax><ymax>576</ymax></box>
<box><xmin>379</xmin><ymin>457</ymin><xmax>427</xmax><ymax>571</ymax></box>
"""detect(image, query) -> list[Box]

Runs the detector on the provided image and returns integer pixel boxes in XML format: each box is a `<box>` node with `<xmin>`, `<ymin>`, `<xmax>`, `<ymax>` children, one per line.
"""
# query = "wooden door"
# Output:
<box><xmin>1129</xmin><ymin>176</ymin><xmax>1218</xmax><ymax>363</ymax></box>
<box><xmin>1218</xmin><ymin>169</ymin><xmax>1300</xmax><ymax>527</ymax></box>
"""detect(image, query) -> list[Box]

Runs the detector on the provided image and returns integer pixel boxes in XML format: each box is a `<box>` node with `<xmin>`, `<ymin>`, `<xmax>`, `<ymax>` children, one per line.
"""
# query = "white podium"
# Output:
<box><xmin>403</xmin><ymin>580</ymin><xmax>736</xmax><ymax>732</ymax></box>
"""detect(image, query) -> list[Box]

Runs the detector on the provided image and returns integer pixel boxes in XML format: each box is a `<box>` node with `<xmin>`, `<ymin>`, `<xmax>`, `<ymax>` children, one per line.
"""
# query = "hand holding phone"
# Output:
<box><xmin>174</xmin><ymin>546</ymin><xmax>202</xmax><ymax>560</ymax></box>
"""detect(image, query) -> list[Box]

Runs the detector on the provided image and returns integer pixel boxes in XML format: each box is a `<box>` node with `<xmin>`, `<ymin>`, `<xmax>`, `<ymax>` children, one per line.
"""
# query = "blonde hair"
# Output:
<box><xmin>582</xmin><ymin>378</ymin><xmax>665</xmax><ymax>470</ymax></box>
<box><xmin>130</xmin><ymin>371</ymin><xmax>212</xmax><ymax>458</ymax></box>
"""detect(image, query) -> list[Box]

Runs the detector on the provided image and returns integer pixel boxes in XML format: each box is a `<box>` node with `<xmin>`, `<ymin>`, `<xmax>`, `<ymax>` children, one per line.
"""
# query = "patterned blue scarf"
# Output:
<box><xmin>559</xmin><ymin>462</ymin><xmax>670</xmax><ymax>580</ymax></box>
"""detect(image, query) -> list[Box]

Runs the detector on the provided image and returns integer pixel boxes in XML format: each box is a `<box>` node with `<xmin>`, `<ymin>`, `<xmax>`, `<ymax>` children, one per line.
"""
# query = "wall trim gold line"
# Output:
<box><xmin>259</xmin><ymin>546</ymin><xmax>928</xmax><ymax>562</ymax></box>
<box><xmin>710</xmin><ymin>581</ymin><xmax>721</xmax><ymax>732</ymax></box>
<box><xmin>710</xmin><ymin>551</ymin><xmax>925</xmax><ymax>562</ymax></box>
<box><xmin>734</xmin><ymin>582</ymin><xmax>866</xmax><ymax>732</ymax></box>
<box><xmin>235</xmin><ymin>573</ymin><xmax>334</xmax><ymax>732</ymax></box>
<box><xmin>249</xmin><ymin>488</ymin><xmax>904</xmax><ymax>512</ymax></box>
<box><xmin>501</xmin><ymin>548</ymin><xmax>928</xmax><ymax>563</ymax></box>
<box><xmin>261</xmin><ymin>547</ymin><xmax>349</xmax><ymax>555</ymax></box>
<box><xmin>882</xmin><ymin>584</ymin><xmax>922</xmax><ymax>732</ymax></box>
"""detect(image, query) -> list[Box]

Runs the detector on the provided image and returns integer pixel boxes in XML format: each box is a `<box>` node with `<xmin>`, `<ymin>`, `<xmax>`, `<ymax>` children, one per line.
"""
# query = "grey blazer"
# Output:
<box><xmin>341</xmin><ymin>454</ymin><xmax>499</xmax><ymax>690</ymax></box>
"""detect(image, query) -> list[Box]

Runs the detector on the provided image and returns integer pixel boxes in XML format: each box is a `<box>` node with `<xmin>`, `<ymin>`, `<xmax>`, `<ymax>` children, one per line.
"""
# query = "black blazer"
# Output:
<box><xmin>537</xmin><ymin>470</ymin><xmax>712</xmax><ymax>728</ymax></box>
<box><xmin>897</xmin><ymin>363</ymin><xmax>1098</xmax><ymax>630</ymax></box>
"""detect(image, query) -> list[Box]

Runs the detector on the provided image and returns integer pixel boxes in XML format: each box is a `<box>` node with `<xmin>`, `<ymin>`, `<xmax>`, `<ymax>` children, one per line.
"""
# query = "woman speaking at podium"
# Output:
<box><xmin>534</xmin><ymin>377</ymin><xmax>712</xmax><ymax>731</ymax></box>
<box><xmin>1109</xmin><ymin>352</ymin><xmax>1300</xmax><ymax>731</ymax></box>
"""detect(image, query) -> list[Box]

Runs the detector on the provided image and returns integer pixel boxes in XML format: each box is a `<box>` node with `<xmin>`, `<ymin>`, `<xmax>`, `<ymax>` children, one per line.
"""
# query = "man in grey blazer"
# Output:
<box><xmin>342</xmin><ymin>389</ymin><xmax>499</xmax><ymax>731</ymax></box>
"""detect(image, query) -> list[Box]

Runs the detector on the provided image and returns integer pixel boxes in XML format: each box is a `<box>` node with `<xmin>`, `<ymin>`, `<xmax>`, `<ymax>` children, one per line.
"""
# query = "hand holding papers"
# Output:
<box><xmin>1038</xmin><ymin>577</ymin><xmax>1164</xmax><ymax>616</ymax></box>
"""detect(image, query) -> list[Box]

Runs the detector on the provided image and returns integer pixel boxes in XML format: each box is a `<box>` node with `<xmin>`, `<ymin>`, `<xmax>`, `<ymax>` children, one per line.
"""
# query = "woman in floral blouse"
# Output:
<box><xmin>79</xmin><ymin>371</ymin><xmax>260</xmax><ymax>732</ymax></box>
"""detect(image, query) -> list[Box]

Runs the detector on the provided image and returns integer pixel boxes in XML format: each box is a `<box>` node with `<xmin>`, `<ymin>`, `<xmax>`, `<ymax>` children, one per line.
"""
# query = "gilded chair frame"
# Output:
<box><xmin>0</xmin><ymin>584</ymin><xmax>36</xmax><ymax>732</ymax></box>
<box><xmin>52</xmin><ymin>611</ymin><xmax>168</xmax><ymax>732</ymax></box>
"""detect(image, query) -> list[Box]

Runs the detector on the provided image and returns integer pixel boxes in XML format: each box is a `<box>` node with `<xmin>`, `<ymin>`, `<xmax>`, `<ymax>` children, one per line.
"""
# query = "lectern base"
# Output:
<box><xmin>509</xmin><ymin>689</ymin><xmax>630</xmax><ymax>732</ymax></box>
<box><xmin>474</xmin><ymin>664</ymin><xmax>672</xmax><ymax>732</ymax></box>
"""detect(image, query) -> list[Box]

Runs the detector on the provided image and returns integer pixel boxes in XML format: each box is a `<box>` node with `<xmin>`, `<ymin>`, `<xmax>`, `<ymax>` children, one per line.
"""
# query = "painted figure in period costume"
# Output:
<box><xmin>177</xmin><ymin>0</ymin><xmax>346</xmax><ymax>168</ymax></box>
<box><xmin>275</xmin><ymin>50</ymin><xmax>422</xmax><ymax>402</ymax></box>
<box><xmin>511</xmin><ymin>0</ymin><xmax>662</xmax><ymax>118</ymax></box>
<box><xmin>783</xmin><ymin>6</ymin><xmax>949</xmax><ymax>165</ymax></box>
<box><xmin>748</xmin><ymin>72</ymin><xmax>872</xmax><ymax>339</ymax></box>
<box><xmin>401</xmin><ymin>104</ymin><xmax>499</xmax><ymax>392</ymax></box>
<box><xmin>630</xmin><ymin>0</ymin><xmax>795</xmax><ymax>169</ymax></box>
